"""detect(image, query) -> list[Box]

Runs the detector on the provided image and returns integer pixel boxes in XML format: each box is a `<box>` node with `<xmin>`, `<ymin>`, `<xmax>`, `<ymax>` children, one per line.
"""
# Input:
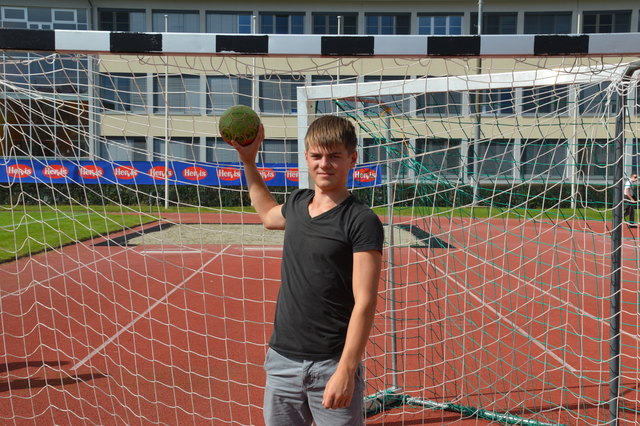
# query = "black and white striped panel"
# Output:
<box><xmin>1</xmin><ymin>28</ymin><xmax>640</xmax><ymax>57</ymax></box>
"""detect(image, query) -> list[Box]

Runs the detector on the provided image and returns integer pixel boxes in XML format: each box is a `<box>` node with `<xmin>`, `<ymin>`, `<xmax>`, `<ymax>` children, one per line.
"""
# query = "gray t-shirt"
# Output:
<box><xmin>269</xmin><ymin>189</ymin><xmax>384</xmax><ymax>360</ymax></box>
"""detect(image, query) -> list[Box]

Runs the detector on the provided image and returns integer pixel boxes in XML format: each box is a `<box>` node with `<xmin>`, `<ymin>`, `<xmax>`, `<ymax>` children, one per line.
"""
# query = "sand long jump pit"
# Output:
<box><xmin>112</xmin><ymin>222</ymin><xmax>452</xmax><ymax>249</ymax></box>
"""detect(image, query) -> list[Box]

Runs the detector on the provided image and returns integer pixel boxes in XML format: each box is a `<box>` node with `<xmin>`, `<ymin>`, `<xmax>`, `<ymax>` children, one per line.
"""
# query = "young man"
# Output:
<box><xmin>624</xmin><ymin>173</ymin><xmax>638</xmax><ymax>227</ymax></box>
<box><xmin>230</xmin><ymin>115</ymin><xmax>384</xmax><ymax>425</ymax></box>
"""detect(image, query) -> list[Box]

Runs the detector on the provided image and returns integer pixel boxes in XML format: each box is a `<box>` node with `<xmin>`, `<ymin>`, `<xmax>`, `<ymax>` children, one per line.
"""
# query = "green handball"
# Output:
<box><xmin>218</xmin><ymin>105</ymin><xmax>261</xmax><ymax>146</ymax></box>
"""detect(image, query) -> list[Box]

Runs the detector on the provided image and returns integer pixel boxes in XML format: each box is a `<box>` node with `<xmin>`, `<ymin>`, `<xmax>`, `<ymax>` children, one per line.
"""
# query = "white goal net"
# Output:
<box><xmin>1</xmin><ymin>30</ymin><xmax>640</xmax><ymax>425</ymax></box>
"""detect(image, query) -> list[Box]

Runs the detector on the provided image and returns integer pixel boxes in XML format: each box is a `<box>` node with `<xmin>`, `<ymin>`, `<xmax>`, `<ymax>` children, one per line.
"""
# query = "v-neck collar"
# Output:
<box><xmin>307</xmin><ymin>192</ymin><xmax>352</xmax><ymax>220</ymax></box>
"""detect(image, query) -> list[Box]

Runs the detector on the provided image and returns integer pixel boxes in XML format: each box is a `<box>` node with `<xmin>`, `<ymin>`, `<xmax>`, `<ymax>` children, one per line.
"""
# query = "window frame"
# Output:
<box><xmin>100</xmin><ymin>73</ymin><xmax>148</xmax><ymax>114</ymax></box>
<box><xmin>473</xmin><ymin>139</ymin><xmax>517</xmax><ymax>181</ymax></box>
<box><xmin>206</xmin><ymin>75</ymin><xmax>253</xmax><ymax>115</ymax></box>
<box><xmin>206</xmin><ymin>11</ymin><xmax>253</xmax><ymax>34</ymax></box>
<box><xmin>153</xmin><ymin>74</ymin><xmax>202</xmax><ymax>115</ymax></box>
<box><xmin>471</xmin><ymin>12</ymin><xmax>518</xmax><ymax>34</ymax></box>
<box><xmin>259</xmin><ymin>12</ymin><xmax>305</xmax><ymax>34</ymax></box>
<box><xmin>258</xmin><ymin>74</ymin><xmax>305</xmax><ymax>115</ymax></box>
<box><xmin>365</xmin><ymin>13</ymin><xmax>411</xmax><ymax>35</ymax></box>
<box><xmin>415</xmin><ymin>138</ymin><xmax>462</xmax><ymax>180</ymax></box>
<box><xmin>520</xmin><ymin>139</ymin><xmax>568</xmax><ymax>181</ymax></box>
<box><xmin>582</xmin><ymin>10</ymin><xmax>632</xmax><ymax>33</ymax></box>
<box><xmin>521</xmin><ymin>85</ymin><xmax>570</xmax><ymax>116</ymax></box>
<box><xmin>523</xmin><ymin>11</ymin><xmax>572</xmax><ymax>34</ymax></box>
<box><xmin>152</xmin><ymin>9</ymin><xmax>200</xmax><ymax>33</ymax></box>
<box><xmin>311</xmin><ymin>12</ymin><xmax>358</xmax><ymax>34</ymax></box>
<box><xmin>97</xmin><ymin>8</ymin><xmax>146</xmax><ymax>32</ymax></box>
<box><xmin>417</xmin><ymin>13</ymin><xmax>463</xmax><ymax>35</ymax></box>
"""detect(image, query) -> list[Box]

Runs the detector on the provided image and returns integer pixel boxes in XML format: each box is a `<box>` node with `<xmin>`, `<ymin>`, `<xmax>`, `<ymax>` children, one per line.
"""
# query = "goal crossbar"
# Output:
<box><xmin>299</xmin><ymin>64</ymin><xmax>628</xmax><ymax>101</ymax></box>
<box><xmin>2</xmin><ymin>28</ymin><xmax>640</xmax><ymax>58</ymax></box>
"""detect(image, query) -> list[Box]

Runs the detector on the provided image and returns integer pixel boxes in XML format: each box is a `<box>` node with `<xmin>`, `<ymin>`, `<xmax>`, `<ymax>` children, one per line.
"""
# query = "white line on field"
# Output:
<box><xmin>71</xmin><ymin>245</ymin><xmax>231</xmax><ymax>371</ymax></box>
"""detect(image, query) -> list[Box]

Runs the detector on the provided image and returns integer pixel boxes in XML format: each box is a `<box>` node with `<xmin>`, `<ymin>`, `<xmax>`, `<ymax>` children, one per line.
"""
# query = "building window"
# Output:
<box><xmin>98</xmin><ymin>9</ymin><xmax>146</xmax><ymax>32</ymax></box>
<box><xmin>311</xmin><ymin>75</ymin><xmax>358</xmax><ymax>114</ymax></box>
<box><xmin>363</xmin><ymin>138</ymin><xmax>386</xmax><ymax>165</ymax></box>
<box><xmin>415</xmin><ymin>139</ymin><xmax>462</xmax><ymax>180</ymax></box>
<box><xmin>153</xmin><ymin>137</ymin><xmax>199</xmax><ymax>162</ymax></box>
<box><xmin>522</xmin><ymin>85</ymin><xmax>569</xmax><ymax>116</ymax></box>
<box><xmin>579</xmin><ymin>82</ymin><xmax>620</xmax><ymax>116</ymax></box>
<box><xmin>258</xmin><ymin>139</ymin><xmax>297</xmax><ymax>165</ymax></box>
<box><xmin>1</xmin><ymin>98</ymin><xmax>88</xmax><ymax>158</ymax></box>
<box><xmin>259</xmin><ymin>75</ymin><xmax>305</xmax><ymax>114</ymax></box>
<box><xmin>417</xmin><ymin>91</ymin><xmax>463</xmax><ymax>116</ymax></box>
<box><xmin>206</xmin><ymin>138</ymin><xmax>237</xmax><ymax>163</ymax></box>
<box><xmin>100</xmin><ymin>73</ymin><xmax>148</xmax><ymax>113</ymax></box>
<box><xmin>521</xmin><ymin>139</ymin><xmax>567</xmax><ymax>180</ymax></box>
<box><xmin>152</xmin><ymin>10</ymin><xmax>200</xmax><ymax>33</ymax></box>
<box><xmin>363</xmin><ymin>138</ymin><xmax>410</xmax><ymax>179</ymax></box>
<box><xmin>52</xmin><ymin>9</ymin><xmax>80</xmax><ymax>29</ymax></box>
<box><xmin>472</xmin><ymin>89</ymin><xmax>515</xmax><ymax>116</ymax></box>
<box><xmin>1</xmin><ymin>6</ymin><xmax>87</xmax><ymax>30</ymax></box>
<box><xmin>206</xmin><ymin>11</ymin><xmax>252</xmax><ymax>33</ymax></box>
<box><xmin>312</xmin><ymin>12</ymin><xmax>358</xmax><ymax>34</ymax></box>
<box><xmin>154</xmin><ymin>75</ymin><xmax>201</xmax><ymax>115</ymax></box>
<box><xmin>206</xmin><ymin>76</ymin><xmax>252</xmax><ymax>114</ymax></box>
<box><xmin>582</xmin><ymin>10</ymin><xmax>631</xmax><ymax>33</ymax></box>
<box><xmin>259</xmin><ymin>12</ymin><xmax>304</xmax><ymax>34</ymax></box>
<box><xmin>471</xmin><ymin>12</ymin><xmax>517</xmax><ymax>34</ymax></box>
<box><xmin>577</xmin><ymin>139</ymin><xmax>614</xmax><ymax>181</ymax></box>
<box><xmin>524</xmin><ymin>12</ymin><xmax>572</xmax><ymax>34</ymax></box>
<box><xmin>3</xmin><ymin>52</ymin><xmax>87</xmax><ymax>95</ymax></box>
<box><xmin>417</xmin><ymin>14</ymin><xmax>463</xmax><ymax>35</ymax></box>
<box><xmin>365</xmin><ymin>13</ymin><xmax>410</xmax><ymax>35</ymax></box>
<box><xmin>101</xmin><ymin>137</ymin><xmax>148</xmax><ymax>161</ymax></box>
<box><xmin>1</xmin><ymin>7</ymin><xmax>27</xmax><ymax>28</ymax></box>
<box><xmin>361</xmin><ymin>76</ymin><xmax>411</xmax><ymax>117</ymax></box>
<box><xmin>473</xmin><ymin>139</ymin><xmax>516</xmax><ymax>180</ymax></box>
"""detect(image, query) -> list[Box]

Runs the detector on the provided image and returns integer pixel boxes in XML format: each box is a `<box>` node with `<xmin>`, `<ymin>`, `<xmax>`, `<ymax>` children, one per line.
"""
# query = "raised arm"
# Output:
<box><xmin>230</xmin><ymin>124</ymin><xmax>286</xmax><ymax>230</ymax></box>
<box><xmin>322</xmin><ymin>249</ymin><xmax>382</xmax><ymax>409</ymax></box>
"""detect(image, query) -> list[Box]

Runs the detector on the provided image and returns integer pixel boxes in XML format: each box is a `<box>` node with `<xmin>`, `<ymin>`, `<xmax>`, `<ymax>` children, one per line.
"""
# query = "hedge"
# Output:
<box><xmin>0</xmin><ymin>182</ymin><xmax>614</xmax><ymax>210</ymax></box>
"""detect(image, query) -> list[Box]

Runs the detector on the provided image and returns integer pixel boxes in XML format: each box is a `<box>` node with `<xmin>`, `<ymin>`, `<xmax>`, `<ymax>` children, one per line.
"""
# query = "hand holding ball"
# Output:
<box><xmin>218</xmin><ymin>105</ymin><xmax>261</xmax><ymax>146</ymax></box>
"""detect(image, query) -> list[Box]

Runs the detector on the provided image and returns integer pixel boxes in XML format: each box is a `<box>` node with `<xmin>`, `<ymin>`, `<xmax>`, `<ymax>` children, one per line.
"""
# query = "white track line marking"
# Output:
<box><xmin>71</xmin><ymin>245</ymin><xmax>231</xmax><ymax>371</ymax></box>
<box><xmin>139</xmin><ymin>249</ymin><xmax>203</xmax><ymax>254</ymax></box>
<box><xmin>412</xmin><ymin>247</ymin><xmax>579</xmax><ymax>374</ymax></box>
<box><xmin>243</xmin><ymin>246</ymin><xmax>283</xmax><ymax>251</ymax></box>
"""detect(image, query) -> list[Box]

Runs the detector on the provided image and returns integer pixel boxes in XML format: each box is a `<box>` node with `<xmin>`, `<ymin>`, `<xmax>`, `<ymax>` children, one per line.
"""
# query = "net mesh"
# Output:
<box><xmin>1</xmin><ymin>46</ymin><xmax>640</xmax><ymax>425</ymax></box>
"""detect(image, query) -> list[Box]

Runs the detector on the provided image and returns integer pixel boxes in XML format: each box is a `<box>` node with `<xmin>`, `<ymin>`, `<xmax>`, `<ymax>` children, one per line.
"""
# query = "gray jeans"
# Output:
<box><xmin>263</xmin><ymin>348</ymin><xmax>364</xmax><ymax>426</ymax></box>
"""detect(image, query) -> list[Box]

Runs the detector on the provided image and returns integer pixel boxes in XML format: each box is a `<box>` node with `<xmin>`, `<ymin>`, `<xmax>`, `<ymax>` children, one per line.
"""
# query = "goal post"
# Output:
<box><xmin>298</xmin><ymin>60</ymin><xmax>640</xmax><ymax>424</ymax></box>
<box><xmin>2</xmin><ymin>29</ymin><xmax>640</xmax><ymax>425</ymax></box>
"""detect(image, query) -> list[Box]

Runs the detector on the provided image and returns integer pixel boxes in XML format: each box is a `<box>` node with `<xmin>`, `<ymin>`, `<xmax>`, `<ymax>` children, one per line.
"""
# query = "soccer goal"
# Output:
<box><xmin>1</xmin><ymin>29</ymin><xmax>640</xmax><ymax>425</ymax></box>
<box><xmin>299</xmin><ymin>60</ymin><xmax>640</xmax><ymax>425</ymax></box>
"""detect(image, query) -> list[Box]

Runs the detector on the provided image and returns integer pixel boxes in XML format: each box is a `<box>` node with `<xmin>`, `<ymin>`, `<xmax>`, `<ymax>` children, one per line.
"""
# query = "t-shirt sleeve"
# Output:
<box><xmin>350</xmin><ymin>209</ymin><xmax>384</xmax><ymax>253</ymax></box>
<box><xmin>281</xmin><ymin>189</ymin><xmax>303</xmax><ymax>219</ymax></box>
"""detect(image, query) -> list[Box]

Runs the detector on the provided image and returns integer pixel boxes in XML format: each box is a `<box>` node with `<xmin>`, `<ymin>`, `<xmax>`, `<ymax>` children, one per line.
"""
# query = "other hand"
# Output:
<box><xmin>322</xmin><ymin>369</ymin><xmax>354</xmax><ymax>410</ymax></box>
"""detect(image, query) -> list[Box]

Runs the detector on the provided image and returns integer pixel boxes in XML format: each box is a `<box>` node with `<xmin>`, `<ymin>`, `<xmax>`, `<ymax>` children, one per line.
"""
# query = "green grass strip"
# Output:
<box><xmin>0</xmin><ymin>210</ymin><xmax>156</xmax><ymax>263</ymax></box>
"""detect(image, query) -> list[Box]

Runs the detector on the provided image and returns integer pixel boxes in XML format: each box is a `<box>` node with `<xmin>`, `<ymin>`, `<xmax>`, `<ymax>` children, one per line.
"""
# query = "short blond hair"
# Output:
<box><xmin>304</xmin><ymin>115</ymin><xmax>357</xmax><ymax>153</ymax></box>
